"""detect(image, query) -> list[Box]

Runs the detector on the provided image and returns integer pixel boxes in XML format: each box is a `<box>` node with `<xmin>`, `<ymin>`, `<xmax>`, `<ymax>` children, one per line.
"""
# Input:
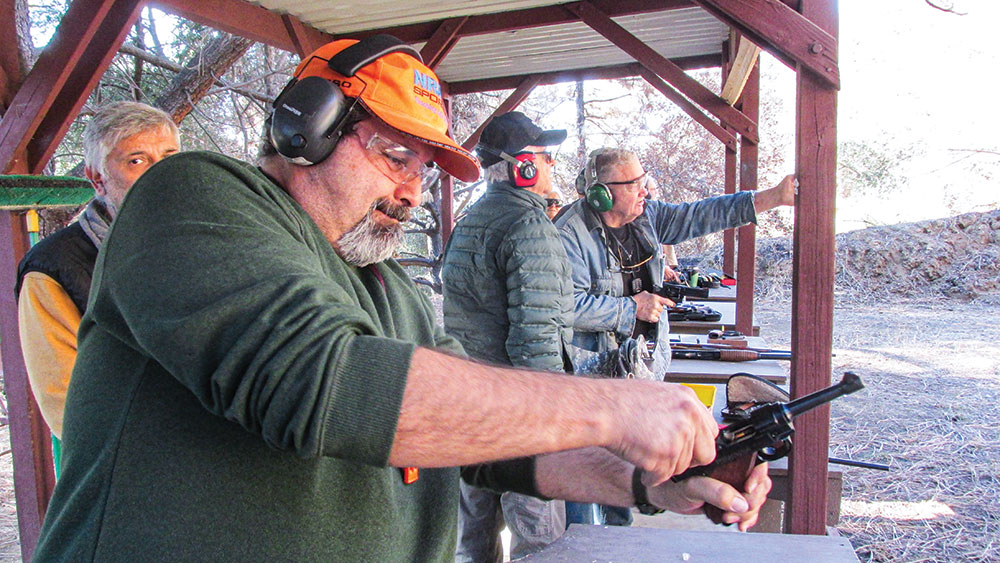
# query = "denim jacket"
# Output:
<box><xmin>553</xmin><ymin>192</ymin><xmax>757</xmax><ymax>352</ymax></box>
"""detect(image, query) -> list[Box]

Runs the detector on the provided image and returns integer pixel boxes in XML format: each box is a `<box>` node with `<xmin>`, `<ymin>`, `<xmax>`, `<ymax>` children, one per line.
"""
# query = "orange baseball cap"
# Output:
<box><xmin>294</xmin><ymin>39</ymin><xmax>480</xmax><ymax>183</ymax></box>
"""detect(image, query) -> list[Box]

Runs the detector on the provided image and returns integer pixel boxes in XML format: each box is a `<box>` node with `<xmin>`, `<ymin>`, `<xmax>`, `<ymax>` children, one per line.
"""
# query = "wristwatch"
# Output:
<box><xmin>632</xmin><ymin>467</ymin><xmax>665</xmax><ymax>515</ymax></box>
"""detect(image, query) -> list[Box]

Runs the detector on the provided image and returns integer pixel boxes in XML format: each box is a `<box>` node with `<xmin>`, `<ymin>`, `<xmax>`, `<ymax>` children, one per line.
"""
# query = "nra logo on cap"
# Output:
<box><xmin>413</xmin><ymin>69</ymin><xmax>443</xmax><ymax>108</ymax></box>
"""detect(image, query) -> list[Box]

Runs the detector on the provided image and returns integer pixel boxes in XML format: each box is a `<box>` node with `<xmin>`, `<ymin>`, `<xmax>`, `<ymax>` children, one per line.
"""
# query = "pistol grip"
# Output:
<box><xmin>703</xmin><ymin>452</ymin><xmax>759</xmax><ymax>525</ymax></box>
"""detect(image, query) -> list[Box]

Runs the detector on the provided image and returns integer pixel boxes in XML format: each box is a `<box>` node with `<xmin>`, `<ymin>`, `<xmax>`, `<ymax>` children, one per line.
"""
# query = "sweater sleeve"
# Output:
<box><xmin>18</xmin><ymin>272</ymin><xmax>82</xmax><ymax>439</ymax></box>
<box><xmin>500</xmin><ymin>215</ymin><xmax>571</xmax><ymax>372</ymax></box>
<box><xmin>89</xmin><ymin>152</ymin><xmax>413</xmax><ymax>467</ymax></box>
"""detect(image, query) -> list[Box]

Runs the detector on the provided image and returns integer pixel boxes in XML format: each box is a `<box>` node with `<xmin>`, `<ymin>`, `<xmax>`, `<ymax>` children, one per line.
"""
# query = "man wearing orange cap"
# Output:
<box><xmin>34</xmin><ymin>36</ymin><xmax>770</xmax><ymax>561</ymax></box>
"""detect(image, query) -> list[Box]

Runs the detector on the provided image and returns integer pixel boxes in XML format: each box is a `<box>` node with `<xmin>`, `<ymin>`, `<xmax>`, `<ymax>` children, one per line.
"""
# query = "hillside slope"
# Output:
<box><xmin>696</xmin><ymin>209</ymin><xmax>1000</xmax><ymax>303</ymax></box>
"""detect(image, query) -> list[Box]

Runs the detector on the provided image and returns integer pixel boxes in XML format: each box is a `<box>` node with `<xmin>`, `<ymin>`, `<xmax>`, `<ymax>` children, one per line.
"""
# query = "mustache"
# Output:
<box><xmin>374</xmin><ymin>198</ymin><xmax>411</xmax><ymax>223</ymax></box>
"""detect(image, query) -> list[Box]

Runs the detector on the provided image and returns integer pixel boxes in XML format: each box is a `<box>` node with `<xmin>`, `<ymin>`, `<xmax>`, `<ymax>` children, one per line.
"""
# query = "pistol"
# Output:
<box><xmin>672</xmin><ymin>372</ymin><xmax>864</xmax><ymax>524</ymax></box>
<box><xmin>656</xmin><ymin>282</ymin><xmax>709</xmax><ymax>303</ymax></box>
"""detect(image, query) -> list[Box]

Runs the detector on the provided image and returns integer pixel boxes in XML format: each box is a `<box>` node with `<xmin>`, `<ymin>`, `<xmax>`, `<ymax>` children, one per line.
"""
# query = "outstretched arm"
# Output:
<box><xmin>390</xmin><ymin>348</ymin><xmax>718</xmax><ymax>485</ymax></box>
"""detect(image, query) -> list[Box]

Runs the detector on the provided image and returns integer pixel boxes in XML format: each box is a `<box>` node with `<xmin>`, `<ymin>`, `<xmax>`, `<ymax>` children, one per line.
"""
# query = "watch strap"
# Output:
<box><xmin>632</xmin><ymin>467</ymin><xmax>665</xmax><ymax>515</ymax></box>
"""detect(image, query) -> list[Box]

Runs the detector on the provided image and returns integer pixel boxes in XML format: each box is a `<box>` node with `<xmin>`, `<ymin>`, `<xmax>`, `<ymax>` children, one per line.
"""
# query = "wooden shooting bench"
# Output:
<box><xmin>521</xmin><ymin>525</ymin><xmax>859</xmax><ymax>562</ymax></box>
<box><xmin>701</xmin><ymin>284</ymin><xmax>738</xmax><ymax>302</ymax></box>
<box><xmin>668</xmin><ymin>301</ymin><xmax>761</xmax><ymax>336</ymax></box>
<box><xmin>663</xmin><ymin>334</ymin><xmax>787</xmax><ymax>384</ymax></box>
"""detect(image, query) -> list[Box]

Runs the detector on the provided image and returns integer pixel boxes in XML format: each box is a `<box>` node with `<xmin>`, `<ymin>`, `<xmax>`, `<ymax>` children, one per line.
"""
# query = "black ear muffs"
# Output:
<box><xmin>510</xmin><ymin>152</ymin><xmax>538</xmax><ymax>188</ymax></box>
<box><xmin>268</xmin><ymin>34</ymin><xmax>422</xmax><ymax>166</ymax></box>
<box><xmin>269</xmin><ymin>76</ymin><xmax>349</xmax><ymax>166</ymax></box>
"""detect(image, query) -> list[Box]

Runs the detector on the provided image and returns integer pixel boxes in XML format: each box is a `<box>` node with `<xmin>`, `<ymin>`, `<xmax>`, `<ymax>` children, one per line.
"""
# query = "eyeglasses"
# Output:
<box><xmin>353</xmin><ymin>126</ymin><xmax>441</xmax><ymax>191</ymax></box>
<box><xmin>517</xmin><ymin>151</ymin><xmax>555</xmax><ymax>165</ymax></box>
<box><xmin>545</xmin><ymin>198</ymin><xmax>562</xmax><ymax>208</ymax></box>
<box><xmin>605</xmin><ymin>172</ymin><xmax>648</xmax><ymax>188</ymax></box>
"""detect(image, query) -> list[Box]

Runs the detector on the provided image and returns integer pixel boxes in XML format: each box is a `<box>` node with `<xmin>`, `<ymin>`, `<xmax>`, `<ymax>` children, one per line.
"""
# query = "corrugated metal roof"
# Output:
<box><xmin>256</xmin><ymin>0</ymin><xmax>570</xmax><ymax>35</ymax></box>
<box><xmin>245</xmin><ymin>1</ymin><xmax>727</xmax><ymax>84</ymax></box>
<box><xmin>429</xmin><ymin>8</ymin><xmax>726</xmax><ymax>83</ymax></box>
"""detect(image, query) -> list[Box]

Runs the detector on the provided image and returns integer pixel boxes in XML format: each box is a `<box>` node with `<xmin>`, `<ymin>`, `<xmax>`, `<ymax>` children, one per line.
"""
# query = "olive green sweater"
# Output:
<box><xmin>34</xmin><ymin>151</ymin><xmax>464</xmax><ymax>562</ymax></box>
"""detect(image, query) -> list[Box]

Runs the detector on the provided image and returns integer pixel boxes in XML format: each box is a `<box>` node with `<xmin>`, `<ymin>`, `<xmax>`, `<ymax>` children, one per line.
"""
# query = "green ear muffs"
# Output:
<box><xmin>586</xmin><ymin>183</ymin><xmax>614</xmax><ymax>212</ymax></box>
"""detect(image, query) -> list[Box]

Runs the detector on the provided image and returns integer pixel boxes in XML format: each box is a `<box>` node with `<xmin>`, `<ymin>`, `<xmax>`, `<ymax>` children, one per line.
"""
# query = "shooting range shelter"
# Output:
<box><xmin>0</xmin><ymin>0</ymin><xmax>840</xmax><ymax>559</ymax></box>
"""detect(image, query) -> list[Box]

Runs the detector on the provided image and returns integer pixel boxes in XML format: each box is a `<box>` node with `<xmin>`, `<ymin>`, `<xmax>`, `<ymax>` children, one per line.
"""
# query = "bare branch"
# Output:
<box><xmin>118</xmin><ymin>43</ymin><xmax>272</xmax><ymax>105</ymax></box>
<box><xmin>947</xmin><ymin>148</ymin><xmax>1000</xmax><ymax>157</ymax></box>
<box><xmin>924</xmin><ymin>0</ymin><xmax>967</xmax><ymax>15</ymax></box>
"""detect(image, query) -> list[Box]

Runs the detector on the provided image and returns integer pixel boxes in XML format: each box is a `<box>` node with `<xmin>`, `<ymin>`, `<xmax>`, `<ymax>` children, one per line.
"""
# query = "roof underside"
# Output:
<box><xmin>247</xmin><ymin>1</ymin><xmax>728</xmax><ymax>84</ymax></box>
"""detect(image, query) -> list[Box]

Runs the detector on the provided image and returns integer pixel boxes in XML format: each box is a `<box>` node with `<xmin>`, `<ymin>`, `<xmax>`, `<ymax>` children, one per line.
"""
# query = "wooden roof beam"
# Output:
<box><xmin>447</xmin><ymin>54</ymin><xmax>719</xmax><ymax>95</ymax></box>
<box><xmin>281</xmin><ymin>14</ymin><xmax>328</xmax><ymax>57</ymax></box>
<box><xmin>151</xmin><ymin>0</ymin><xmax>332</xmax><ymax>54</ymax></box>
<box><xmin>0</xmin><ymin>0</ymin><xmax>26</xmax><ymax>112</ymax></box>
<box><xmin>691</xmin><ymin>0</ymin><xmax>839</xmax><ymax>89</ymax></box>
<box><xmin>461</xmin><ymin>75</ymin><xmax>542</xmax><ymax>151</ymax></box>
<box><xmin>564</xmin><ymin>1</ymin><xmax>758</xmax><ymax>143</ymax></box>
<box><xmin>420</xmin><ymin>17</ymin><xmax>468</xmax><ymax>70</ymax></box>
<box><xmin>0</xmin><ymin>0</ymin><xmax>144</xmax><ymax>174</ymax></box>
<box><xmin>351</xmin><ymin>0</ymin><xmax>693</xmax><ymax>44</ymax></box>
<box><xmin>720</xmin><ymin>33</ymin><xmax>761</xmax><ymax>105</ymax></box>
<box><xmin>638</xmin><ymin>67</ymin><xmax>737</xmax><ymax>151</ymax></box>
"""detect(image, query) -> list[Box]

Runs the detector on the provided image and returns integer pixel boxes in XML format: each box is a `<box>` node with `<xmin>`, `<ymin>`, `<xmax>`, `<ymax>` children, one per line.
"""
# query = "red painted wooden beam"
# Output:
<box><xmin>351</xmin><ymin>0</ymin><xmax>694</xmax><ymax>44</ymax></box>
<box><xmin>564</xmin><ymin>1</ymin><xmax>759</xmax><ymax>144</ymax></box>
<box><xmin>281</xmin><ymin>14</ymin><xmax>328</xmax><ymax>58</ymax></box>
<box><xmin>0</xmin><ymin>211</ymin><xmax>55</xmax><ymax>561</ymax></box>
<box><xmin>638</xmin><ymin>67</ymin><xmax>737</xmax><ymax>152</ymax></box>
<box><xmin>0</xmin><ymin>0</ymin><xmax>124</xmax><ymax>173</ymax></box>
<box><xmin>721</xmin><ymin>41</ymin><xmax>736</xmax><ymax>277</ymax></box>
<box><xmin>735</xmin><ymin>60</ymin><xmax>758</xmax><ymax>337</ymax></box>
<box><xmin>691</xmin><ymin>0</ymin><xmax>839</xmax><ymax>89</ymax></box>
<box><xmin>460</xmin><ymin>75</ymin><xmax>542</xmax><ymax>151</ymax></box>
<box><xmin>25</xmin><ymin>0</ymin><xmax>146</xmax><ymax>173</ymax></box>
<box><xmin>788</xmin><ymin>0</ymin><xmax>838</xmax><ymax>536</ymax></box>
<box><xmin>447</xmin><ymin>55</ymin><xmax>719</xmax><ymax>95</ymax></box>
<box><xmin>0</xmin><ymin>0</ymin><xmax>25</xmax><ymax>111</ymax></box>
<box><xmin>151</xmin><ymin>0</ymin><xmax>332</xmax><ymax>54</ymax></box>
<box><xmin>421</xmin><ymin>17</ymin><xmax>468</xmax><ymax>70</ymax></box>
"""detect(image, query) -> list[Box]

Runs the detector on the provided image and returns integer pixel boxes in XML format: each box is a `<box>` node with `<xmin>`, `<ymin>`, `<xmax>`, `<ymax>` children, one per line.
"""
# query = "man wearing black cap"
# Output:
<box><xmin>442</xmin><ymin>111</ymin><xmax>573</xmax><ymax>561</ymax></box>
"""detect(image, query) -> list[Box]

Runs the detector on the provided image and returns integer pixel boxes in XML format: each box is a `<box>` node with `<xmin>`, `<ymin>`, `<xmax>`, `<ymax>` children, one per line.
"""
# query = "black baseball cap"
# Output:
<box><xmin>476</xmin><ymin>111</ymin><xmax>567</xmax><ymax>167</ymax></box>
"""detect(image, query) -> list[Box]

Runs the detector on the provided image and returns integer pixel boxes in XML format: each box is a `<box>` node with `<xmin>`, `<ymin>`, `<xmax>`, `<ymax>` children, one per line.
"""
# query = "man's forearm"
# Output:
<box><xmin>534</xmin><ymin>447</ymin><xmax>633</xmax><ymax>506</ymax></box>
<box><xmin>388</xmin><ymin>347</ymin><xmax>616</xmax><ymax>468</ymax></box>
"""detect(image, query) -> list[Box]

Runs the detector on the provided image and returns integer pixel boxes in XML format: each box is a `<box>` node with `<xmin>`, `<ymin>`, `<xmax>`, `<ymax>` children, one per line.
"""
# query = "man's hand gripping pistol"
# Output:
<box><xmin>672</xmin><ymin>372</ymin><xmax>865</xmax><ymax>524</ymax></box>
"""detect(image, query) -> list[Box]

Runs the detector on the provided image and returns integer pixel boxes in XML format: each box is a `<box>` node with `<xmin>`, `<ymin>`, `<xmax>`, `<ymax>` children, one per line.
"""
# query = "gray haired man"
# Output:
<box><xmin>16</xmin><ymin>101</ymin><xmax>179</xmax><ymax>439</ymax></box>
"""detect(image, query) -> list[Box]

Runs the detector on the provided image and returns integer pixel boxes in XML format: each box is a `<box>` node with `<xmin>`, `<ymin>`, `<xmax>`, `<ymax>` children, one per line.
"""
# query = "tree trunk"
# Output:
<box><xmin>154</xmin><ymin>33</ymin><xmax>255</xmax><ymax>123</ymax></box>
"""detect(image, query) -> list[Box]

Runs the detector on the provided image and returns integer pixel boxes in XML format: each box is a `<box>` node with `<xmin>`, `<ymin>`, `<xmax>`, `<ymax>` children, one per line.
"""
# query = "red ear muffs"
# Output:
<box><xmin>510</xmin><ymin>152</ymin><xmax>538</xmax><ymax>188</ymax></box>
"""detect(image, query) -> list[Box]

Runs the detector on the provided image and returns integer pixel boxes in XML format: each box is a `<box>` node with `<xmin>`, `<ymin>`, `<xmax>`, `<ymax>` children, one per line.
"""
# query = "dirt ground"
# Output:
<box><xmin>0</xmin><ymin>295</ymin><xmax>996</xmax><ymax>562</ymax></box>
<box><xmin>755</xmin><ymin>296</ymin><xmax>1000</xmax><ymax>562</ymax></box>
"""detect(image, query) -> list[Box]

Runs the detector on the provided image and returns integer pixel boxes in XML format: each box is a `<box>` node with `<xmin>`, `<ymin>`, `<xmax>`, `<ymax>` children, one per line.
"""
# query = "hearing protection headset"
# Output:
<box><xmin>268</xmin><ymin>35</ymin><xmax>423</xmax><ymax>166</ymax></box>
<box><xmin>582</xmin><ymin>149</ymin><xmax>614</xmax><ymax>212</ymax></box>
<box><xmin>478</xmin><ymin>145</ymin><xmax>539</xmax><ymax>188</ymax></box>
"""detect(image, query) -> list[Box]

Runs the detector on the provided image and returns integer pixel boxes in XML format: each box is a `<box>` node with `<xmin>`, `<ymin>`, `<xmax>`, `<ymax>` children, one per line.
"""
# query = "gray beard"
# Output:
<box><xmin>336</xmin><ymin>199</ymin><xmax>407</xmax><ymax>267</ymax></box>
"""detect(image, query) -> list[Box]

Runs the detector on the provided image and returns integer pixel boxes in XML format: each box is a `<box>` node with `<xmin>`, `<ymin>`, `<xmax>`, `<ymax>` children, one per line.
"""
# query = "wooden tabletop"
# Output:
<box><xmin>521</xmin><ymin>524</ymin><xmax>859</xmax><ymax>562</ymax></box>
<box><xmin>700</xmin><ymin>284</ymin><xmax>738</xmax><ymax>302</ymax></box>
<box><xmin>668</xmin><ymin>301</ymin><xmax>760</xmax><ymax>336</ymax></box>
<box><xmin>663</xmin><ymin>335</ymin><xmax>788</xmax><ymax>384</ymax></box>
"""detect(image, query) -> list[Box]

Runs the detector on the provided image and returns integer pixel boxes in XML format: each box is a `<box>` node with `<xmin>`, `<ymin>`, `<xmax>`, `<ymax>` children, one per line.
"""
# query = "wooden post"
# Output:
<box><xmin>722</xmin><ymin>39</ymin><xmax>737</xmax><ymax>277</ymax></box>
<box><xmin>735</xmin><ymin>60</ymin><xmax>759</xmax><ymax>336</ymax></box>
<box><xmin>440</xmin><ymin>95</ymin><xmax>456</xmax><ymax>246</ymax></box>
<box><xmin>0</xmin><ymin>211</ymin><xmax>55</xmax><ymax>561</ymax></box>
<box><xmin>787</xmin><ymin>0</ymin><xmax>839</xmax><ymax>535</ymax></box>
